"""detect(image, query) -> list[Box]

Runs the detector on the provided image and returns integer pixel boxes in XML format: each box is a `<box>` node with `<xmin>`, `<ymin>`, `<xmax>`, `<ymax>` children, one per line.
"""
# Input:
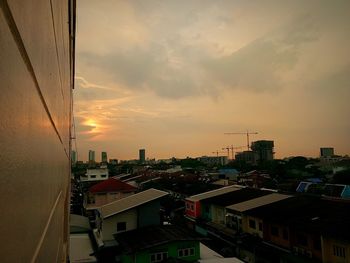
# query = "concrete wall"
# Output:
<box><xmin>102</xmin><ymin>209</ymin><xmax>138</xmax><ymax>241</ymax></box>
<box><xmin>322</xmin><ymin>237</ymin><xmax>350</xmax><ymax>263</ymax></box>
<box><xmin>122</xmin><ymin>241</ymin><xmax>200</xmax><ymax>263</ymax></box>
<box><xmin>93</xmin><ymin>191</ymin><xmax>135</xmax><ymax>206</ymax></box>
<box><xmin>243</xmin><ymin>215</ymin><xmax>263</xmax><ymax>238</ymax></box>
<box><xmin>0</xmin><ymin>0</ymin><xmax>74</xmax><ymax>262</ymax></box>
<box><xmin>137</xmin><ymin>200</ymin><xmax>161</xmax><ymax>228</ymax></box>
<box><xmin>211</xmin><ymin>205</ymin><xmax>225</xmax><ymax>224</ymax></box>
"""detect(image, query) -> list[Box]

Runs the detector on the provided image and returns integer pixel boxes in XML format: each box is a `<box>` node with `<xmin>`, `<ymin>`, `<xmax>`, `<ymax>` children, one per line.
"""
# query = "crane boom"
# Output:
<box><xmin>224</xmin><ymin>130</ymin><xmax>258</xmax><ymax>150</ymax></box>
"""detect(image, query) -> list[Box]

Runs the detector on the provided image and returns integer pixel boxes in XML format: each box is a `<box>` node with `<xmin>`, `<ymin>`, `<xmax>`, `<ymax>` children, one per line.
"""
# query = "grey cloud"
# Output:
<box><xmin>74</xmin><ymin>77</ymin><xmax>125</xmax><ymax>101</ymax></box>
<box><xmin>78</xmin><ymin>44</ymin><xmax>202</xmax><ymax>99</ymax></box>
<box><xmin>77</xmin><ymin>0</ymin><xmax>349</xmax><ymax>99</ymax></box>
<box><xmin>202</xmin><ymin>16</ymin><xmax>319</xmax><ymax>92</ymax></box>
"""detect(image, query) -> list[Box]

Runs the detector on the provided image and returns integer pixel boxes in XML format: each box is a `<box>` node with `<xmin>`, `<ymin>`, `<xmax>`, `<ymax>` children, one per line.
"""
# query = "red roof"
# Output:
<box><xmin>89</xmin><ymin>178</ymin><xmax>137</xmax><ymax>193</ymax></box>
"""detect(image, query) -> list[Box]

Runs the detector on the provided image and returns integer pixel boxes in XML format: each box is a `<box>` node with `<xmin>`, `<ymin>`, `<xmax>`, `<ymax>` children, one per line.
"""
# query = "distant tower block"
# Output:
<box><xmin>101</xmin><ymin>151</ymin><xmax>108</xmax><ymax>163</ymax></box>
<box><xmin>320</xmin><ymin>147</ymin><xmax>334</xmax><ymax>158</ymax></box>
<box><xmin>139</xmin><ymin>149</ymin><xmax>146</xmax><ymax>163</ymax></box>
<box><xmin>88</xmin><ymin>150</ymin><xmax>95</xmax><ymax>163</ymax></box>
<box><xmin>251</xmin><ymin>140</ymin><xmax>275</xmax><ymax>162</ymax></box>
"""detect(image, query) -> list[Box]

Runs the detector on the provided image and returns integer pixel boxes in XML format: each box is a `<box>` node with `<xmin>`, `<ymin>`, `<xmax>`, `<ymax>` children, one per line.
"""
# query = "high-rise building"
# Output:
<box><xmin>101</xmin><ymin>151</ymin><xmax>108</xmax><ymax>163</ymax></box>
<box><xmin>0</xmin><ymin>1</ymin><xmax>76</xmax><ymax>261</ymax></box>
<box><xmin>320</xmin><ymin>147</ymin><xmax>334</xmax><ymax>158</ymax></box>
<box><xmin>139</xmin><ymin>149</ymin><xmax>146</xmax><ymax>163</ymax></box>
<box><xmin>251</xmin><ymin>140</ymin><xmax>274</xmax><ymax>162</ymax></box>
<box><xmin>235</xmin><ymin>151</ymin><xmax>258</xmax><ymax>165</ymax></box>
<box><xmin>88</xmin><ymin>150</ymin><xmax>95</xmax><ymax>163</ymax></box>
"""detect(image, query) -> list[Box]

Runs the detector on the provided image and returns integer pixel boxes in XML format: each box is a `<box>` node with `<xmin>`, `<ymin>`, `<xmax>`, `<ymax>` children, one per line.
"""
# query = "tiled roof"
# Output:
<box><xmin>100</xmin><ymin>188</ymin><xmax>168</xmax><ymax>218</ymax></box>
<box><xmin>89</xmin><ymin>177</ymin><xmax>137</xmax><ymax>193</ymax></box>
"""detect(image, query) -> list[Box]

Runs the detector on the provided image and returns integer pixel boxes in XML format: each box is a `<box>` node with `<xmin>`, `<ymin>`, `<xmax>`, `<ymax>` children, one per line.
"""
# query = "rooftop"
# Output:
<box><xmin>100</xmin><ymin>188</ymin><xmax>168</xmax><ymax>218</ymax></box>
<box><xmin>89</xmin><ymin>177</ymin><xmax>137</xmax><ymax>193</ymax></box>
<box><xmin>187</xmin><ymin>185</ymin><xmax>244</xmax><ymax>202</ymax></box>
<box><xmin>226</xmin><ymin>193</ymin><xmax>291</xmax><ymax>213</ymax></box>
<box><xmin>245</xmin><ymin>195</ymin><xmax>350</xmax><ymax>240</ymax></box>
<box><xmin>202</xmin><ymin>188</ymin><xmax>271</xmax><ymax>207</ymax></box>
<box><xmin>115</xmin><ymin>225</ymin><xmax>203</xmax><ymax>254</ymax></box>
<box><xmin>70</xmin><ymin>214</ymin><xmax>91</xmax><ymax>234</ymax></box>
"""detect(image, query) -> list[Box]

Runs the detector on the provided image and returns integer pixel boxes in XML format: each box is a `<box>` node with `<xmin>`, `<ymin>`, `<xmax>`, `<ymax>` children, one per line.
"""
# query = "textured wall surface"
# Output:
<box><xmin>0</xmin><ymin>0</ymin><xmax>74</xmax><ymax>262</ymax></box>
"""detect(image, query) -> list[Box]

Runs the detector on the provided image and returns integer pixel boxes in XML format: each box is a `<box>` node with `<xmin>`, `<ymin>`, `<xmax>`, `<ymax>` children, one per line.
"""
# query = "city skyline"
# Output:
<box><xmin>74</xmin><ymin>0</ymin><xmax>350</xmax><ymax>160</ymax></box>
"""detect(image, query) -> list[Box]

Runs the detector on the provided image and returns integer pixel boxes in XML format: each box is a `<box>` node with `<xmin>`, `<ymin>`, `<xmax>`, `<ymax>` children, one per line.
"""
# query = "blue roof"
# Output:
<box><xmin>306</xmin><ymin>178</ymin><xmax>322</xmax><ymax>183</ymax></box>
<box><xmin>219</xmin><ymin>169</ymin><xmax>239</xmax><ymax>175</ymax></box>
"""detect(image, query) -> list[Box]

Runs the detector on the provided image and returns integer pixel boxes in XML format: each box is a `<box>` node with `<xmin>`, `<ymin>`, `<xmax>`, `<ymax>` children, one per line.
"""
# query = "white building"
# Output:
<box><xmin>81</xmin><ymin>168</ymin><xmax>109</xmax><ymax>182</ymax></box>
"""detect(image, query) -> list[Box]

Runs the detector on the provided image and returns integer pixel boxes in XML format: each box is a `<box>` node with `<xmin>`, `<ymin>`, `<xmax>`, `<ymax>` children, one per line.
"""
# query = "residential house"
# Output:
<box><xmin>238</xmin><ymin>170</ymin><xmax>272</xmax><ymax>188</ymax></box>
<box><xmin>242</xmin><ymin>196</ymin><xmax>350</xmax><ymax>262</ymax></box>
<box><xmin>98</xmin><ymin>188</ymin><xmax>168</xmax><ymax>241</ymax></box>
<box><xmin>185</xmin><ymin>185</ymin><xmax>244</xmax><ymax>220</ymax></box>
<box><xmin>86</xmin><ymin>177</ymin><xmax>137</xmax><ymax>207</ymax></box>
<box><xmin>81</xmin><ymin>167</ymin><xmax>109</xmax><ymax>182</ymax></box>
<box><xmin>225</xmin><ymin>193</ymin><xmax>291</xmax><ymax>236</ymax></box>
<box><xmin>201</xmin><ymin>188</ymin><xmax>271</xmax><ymax>226</ymax></box>
<box><xmin>115</xmin><ymin>225</ymin><xmax>203</xmax><ymax>263</ymax></box>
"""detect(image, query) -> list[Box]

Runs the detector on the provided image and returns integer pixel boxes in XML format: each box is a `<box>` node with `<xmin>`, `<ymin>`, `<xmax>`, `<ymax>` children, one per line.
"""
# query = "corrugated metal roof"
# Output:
<box><xmin>100</xmin><ymin>188</ymin><xmax>168</xmax><ymax>218</ymax></box>
<box><xmin>226</xmin><ymin>193</ymin><xmax>291</xmax><ymax>212</ymax></box>
<box><xmin>187</xmin><ymin>185</ymin><xmax>244</xmax><ymax>202</ymax></box>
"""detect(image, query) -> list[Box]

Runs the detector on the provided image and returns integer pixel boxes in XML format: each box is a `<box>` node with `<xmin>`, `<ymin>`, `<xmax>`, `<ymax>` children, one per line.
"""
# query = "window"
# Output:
<box><xmin>271</xmin><ymin>226</ymin><xmax>279</xmax><ymax>237</ymax></box>
<box><xmin>117</xmin><ymin>222</ymin><xmax>126</xmax><ymax>232</ymax></box>
<box><xmin>249</xmin><ymin>219</ymin><xmax>256</xmax><ymax>229</ymax></box>
<box><xmin>101</xmin><ymin>174</ymin><xmax>107</xmax><ymax>178</ymax></box>
<box><xmin>282</xmin><ymin>229</ymin><xmax>289</xmax><ymax>240</ymax></box>
<box><xmin>258</xmin><ymin>222</ymin><xmax>263</xmax><ymax>231</ymax></box>
<box><xmin>178</xmin><ymin>248</ymin><xmax>195</xmax><ymax>258</ymax></box>
<box><xmin>190</xmin><ymin>204</ymin><xmax>194</xmax><ymax>211</ymax></box>
<box><xmin>90</xmin><ymin>175</ymin><xmax>96</xmax><ymax>178</ymax></box>
<box><xmin>150</xmin><ymin>252</ymin><xmax>168</xmax><ymax>263</ymax></box>
<box><xmin>296</xmin><ymin>233</ymin><xmax>308</xmax><ymax>246</ymax></box>
<box><xmin>333</xmin><ymin>245</ymin><xmax>346</xmax><ymax>258</ymax></box>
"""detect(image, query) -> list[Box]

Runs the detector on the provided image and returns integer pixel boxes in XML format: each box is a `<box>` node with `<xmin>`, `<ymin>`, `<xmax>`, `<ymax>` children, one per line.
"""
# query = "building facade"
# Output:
<box><xmin>89</xmin><ymin>150</ymin><xmax>96</xmax><ymax>163</ymax></box>
<box><xmin>251</xmin><ymin>140</ymin><xmax>275</xmax><ymax>162</ymax></box>
<box><xmin>101</xmin><ymin>151</ymin><xmax>108</xmax><ymax>163</ymax></box>
<box><xmin>320</xmin><ymin>147</ymin><xmax>334</xmax><ymax>158</ymax></box>
<box><xmin>139</xmin><ymin>149</ymin><xmax>146</xmax><ymax>163</ymax></box>
<box><xmin>0</xmin><ymin>0</ymin><xmax>75</xmax><ymax>261</ymax></box>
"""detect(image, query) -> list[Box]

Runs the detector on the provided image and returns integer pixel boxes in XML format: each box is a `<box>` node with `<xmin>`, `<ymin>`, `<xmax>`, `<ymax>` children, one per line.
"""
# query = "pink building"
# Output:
<box><xmin>86</xmin><ymin>177</ymin><xmax>137</xmax><ymax>207</ymax></box>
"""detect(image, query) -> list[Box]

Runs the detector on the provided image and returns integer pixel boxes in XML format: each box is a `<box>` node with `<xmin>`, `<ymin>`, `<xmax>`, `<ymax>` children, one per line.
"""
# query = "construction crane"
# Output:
<box><xmin>222</xmin><ymin>146</ymin><xmax>231</xmax><ymax>159</ymax></box>
<box><xmin>212</xmin><ymin>150</ymin><xmax>226</xmax><ymax>157</ymax></box>
<box><xmin>229</xmin><ymin>145</ymin><xmax>245</xmax><ymax>160</ymax></box>
<box><xmin>224</xmin><ymin>130</ymin><xmax>258</xmax><ymax>151</ymax></box>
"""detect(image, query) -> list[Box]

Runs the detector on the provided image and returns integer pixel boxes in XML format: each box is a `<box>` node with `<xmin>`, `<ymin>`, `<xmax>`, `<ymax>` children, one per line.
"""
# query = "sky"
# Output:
<box><xmin>74</xmin><ymin>0</ymin><xmax>350</xmax><ymax>161</ymax></box>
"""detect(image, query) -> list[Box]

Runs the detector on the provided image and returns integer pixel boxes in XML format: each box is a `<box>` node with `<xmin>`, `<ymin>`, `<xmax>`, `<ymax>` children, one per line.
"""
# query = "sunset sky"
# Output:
<box><xmin>74</xmin><ymin>0</ymin><xmax>350</xmax><ymax>161</ymax></box>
